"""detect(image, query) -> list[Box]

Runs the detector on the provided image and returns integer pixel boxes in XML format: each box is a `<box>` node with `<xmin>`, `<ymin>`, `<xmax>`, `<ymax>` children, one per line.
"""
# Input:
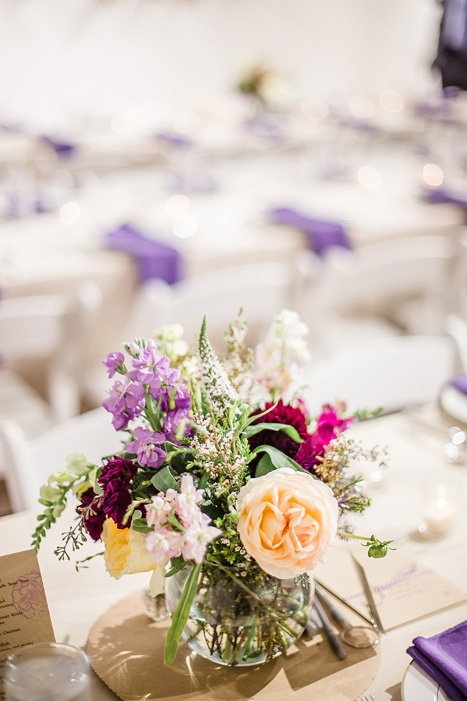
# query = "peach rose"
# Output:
<box><xmin>237</xmin><ymin>467</ymin><xmax>338</xmax><ymax>579</ymax></box>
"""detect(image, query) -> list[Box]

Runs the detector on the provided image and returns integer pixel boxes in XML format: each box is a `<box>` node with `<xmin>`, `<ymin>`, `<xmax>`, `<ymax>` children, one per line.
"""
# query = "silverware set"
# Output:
<box><xmin>306</xmin><ymin>582</ymin><xmax>380</xmax><ymax>661</ymax></box>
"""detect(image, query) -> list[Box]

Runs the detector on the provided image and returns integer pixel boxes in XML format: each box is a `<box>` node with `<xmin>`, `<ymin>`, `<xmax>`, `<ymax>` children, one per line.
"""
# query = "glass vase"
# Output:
<box><xmin>165</xmin><ymin>563</ymin><xmax>313</xmax><ymax>666</ymax></box>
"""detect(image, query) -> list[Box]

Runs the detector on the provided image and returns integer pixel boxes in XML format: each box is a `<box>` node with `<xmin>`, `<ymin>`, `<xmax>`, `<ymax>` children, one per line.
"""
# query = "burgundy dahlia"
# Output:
<box><xmin>248</xmin><ymin>400</ymin><xmax>309</xmax><ymax>459</ymax></box>
<box><xmin>98</xmin><ymin>456</ymin><xmax>138</xmax><ymax>528</ymax></box>
<box><xmin>76</xmin><ymin>488</ymin><xmax>105</xmax><ymax>541</ymax></box>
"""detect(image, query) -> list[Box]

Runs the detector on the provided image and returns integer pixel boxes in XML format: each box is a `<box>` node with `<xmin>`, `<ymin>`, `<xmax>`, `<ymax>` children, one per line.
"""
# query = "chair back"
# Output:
<box><xmin>127</xmin><ymin>260</ymin><xmax>302</xmax><ymax>352</ymax></box>
<box><xmin>303</xmin><ymin>334</ymin><xmax>456</xmax><ymax>416</ymax></box>
<box><xmin>313</xmin><ymin>235</ymin><xmax>453</xmax><ymax>335</ymax></box>
<box><xmin>0</xmin><ymin>407</ymin><xmax>122</xmax><ymax>513</ymax></box>
<box><xmin>0</xmin><ymin>282</ymin><xmax>102</xmax><ymax>422</ymax></box>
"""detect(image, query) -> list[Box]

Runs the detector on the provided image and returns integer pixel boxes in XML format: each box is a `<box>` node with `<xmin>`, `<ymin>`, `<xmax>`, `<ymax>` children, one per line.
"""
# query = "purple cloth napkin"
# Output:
<box><xmin>39</xmin><ymin>135</ymin><xmax>76</xmax><ymax>158</ymax></box>
<box><xmin>422</xmin><ymin>187</ymin><xmax>467</xmax><ymax>210</ymax></box>
<box><xmin>268</xmin><ymin>206</ymin><xmax>351</xmax><ymax>256</ymax></box>
<box><xmin>103</xmin><ymin>224</ymin><xmax>183</xmax><ymax>285</ymax></box>
<box><xmin>451</xmin><ymin>374</ymin><xmax>467</xmax><ymax>394</ymax></box>
<box><xmin>155</xmin><ymin>131</ymin><xmax>193</xmax><ymax>148</ymax></box>
<box><xmin>243</xmin><ymin>115</ymin><xmax>283</xmax><ymax>140</ymax></box>
<box><xmin>407</xmin><ymin>620</ymin><xmax>467</xmax><ymax>701</ymax></box>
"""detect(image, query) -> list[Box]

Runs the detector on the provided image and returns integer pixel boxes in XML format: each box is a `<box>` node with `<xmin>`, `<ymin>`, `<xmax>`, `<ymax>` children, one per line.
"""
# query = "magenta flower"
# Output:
<box><xmin>76</xmin><ymin>488</ymin><xmax>105</xmax><ymax>540</ymax></box>
<box><xmin>125</xmin><ymin>426</ymin><xmax>167</xmax><ymax>468</ymax></box>
<box><xmin>295</xmin><ymin>404</ymin><xmax>353</xmax><ymax>472</ymax></box>
<box><xmin>98</xmin><ymin>456</ymin><xmax>138</xmax><ymax>528</ymax></box>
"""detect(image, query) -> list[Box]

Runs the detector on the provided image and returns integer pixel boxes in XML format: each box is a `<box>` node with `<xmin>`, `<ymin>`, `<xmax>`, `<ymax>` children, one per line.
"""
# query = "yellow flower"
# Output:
<box><xmin>101</xmin><ymin>518</ymin><xmax>157</xmax><ymax>580</ymax></box>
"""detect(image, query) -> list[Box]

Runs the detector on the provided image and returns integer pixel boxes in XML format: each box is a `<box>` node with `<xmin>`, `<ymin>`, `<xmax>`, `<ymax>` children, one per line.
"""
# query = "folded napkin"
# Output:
<box><xmin>154</xmin><ymin>131</ymin><xmax>193</xmax><ymax>149</ymax></box>
<box><xmin>243</xmin><ymin>115</ymin><xmax>283</xmax><ymax>140</ymax></box>
<box><xmin>422</xmin><ymin>186</ymin><xmax>467</xmax><ymax>210</ymax></box>
<box><xmin>268</xmin><ymin>206</ymin><xmax>351</xmax><ymax>256</ymax></box>
<box><xmin>451</xmin><ymin>374</ymin><xmax>467</xmax><ymax>394</ymax></box>
<box><xmin>39</xmin><ymin>135</ymin><xmax>77</xmax><ymax>157</ymax></box>
<box><xmin>103</xmin><ymin>223</ymin><xmax>183</xmax><ymax>285</ymax></box>
<box><xmin>407</xmin><ymin>620</ymin><xmax>467</xmax><ymax>701</ymax></box>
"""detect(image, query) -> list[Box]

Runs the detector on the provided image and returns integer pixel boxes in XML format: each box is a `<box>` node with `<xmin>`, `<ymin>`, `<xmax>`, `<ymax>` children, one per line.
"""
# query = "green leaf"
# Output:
<box><xmin>165</xmin><ymin>556</ymin><xmax>188</xmax><ymax>578</ymax></box>
<box><xmin>164</xmin><ymin>563</ymin><xmax>201</xmax><ymax>665</ymax></box>
<box><xmin>131</xmin><ymin>515</ymin><xmax>151</xmax><ymax>534</ymax></box>
<box><xmin>151</xmin><ymin>466</ymin><xmax>179</xmax><ymax>493</ymax></box>
<box><xmin>243</xmin><ymin>422</ymin><xmax>303</xmax><ymax>443</ymax></box>
<box><xmin>166</xmin><ymin>510</ymin><xmax>185</xmax><ymax>532</ymax></box>
<box><xmin>253</xmin><ymin>445</ymin><xmax>306</xmax><ymax>476</ymax></box>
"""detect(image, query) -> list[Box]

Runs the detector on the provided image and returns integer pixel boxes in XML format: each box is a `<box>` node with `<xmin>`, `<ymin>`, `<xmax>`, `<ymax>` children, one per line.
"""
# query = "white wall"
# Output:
<box><xmin>0</xmin><ymin>0</ymin><xmax>443</xmax><ymax>128</ymax></box>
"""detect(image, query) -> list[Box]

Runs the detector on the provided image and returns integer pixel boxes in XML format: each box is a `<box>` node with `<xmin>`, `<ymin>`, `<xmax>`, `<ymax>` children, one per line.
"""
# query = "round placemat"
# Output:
<box><xmin>86</xmin><ymin>590</ymin><xmax>381</xmax><ymax>701</ymax></box>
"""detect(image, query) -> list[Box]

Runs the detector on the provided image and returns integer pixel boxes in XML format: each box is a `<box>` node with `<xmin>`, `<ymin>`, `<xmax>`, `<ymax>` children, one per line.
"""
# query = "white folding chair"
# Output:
<box><xmin>82</xmin><ymin>259</ymin><xmax>306</xmax><ymax>408</ymax></box>
<box><xmin>0</xmin><ymin>407</ymin><xmax>122</xmax><ymax>513</ymax></box>
<box><xmin>126</xmin><ymin>259</ymin><xmax>305</xmax><ymax>351</ymax></box>
<box><xmin>301</xmin><ymin>235</ymin><xmax>454</xmax><ymax>358</ymax></box>
<box><xmin>302</xmin><ymin>334</ymin><xmax>456</xmax><ymax>417</ymax></box>
<box><xmin>0</xmin><ymin>282</ymin><xmax>102</xmax><ymax>434</ymax></box>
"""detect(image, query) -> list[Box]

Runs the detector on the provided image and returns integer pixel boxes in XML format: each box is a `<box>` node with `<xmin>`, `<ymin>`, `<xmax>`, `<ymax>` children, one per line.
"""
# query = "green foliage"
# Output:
<box><xmin>164</xmin><ymin>563</ymin><xmax>202</xmax><ymax>665</ymax></box>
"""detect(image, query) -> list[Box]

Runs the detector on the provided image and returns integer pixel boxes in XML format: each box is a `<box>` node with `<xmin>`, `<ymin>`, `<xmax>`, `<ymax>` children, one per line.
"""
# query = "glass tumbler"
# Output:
<box><xmin>3</xmin><ymin>642</ymin><xmax>91</xmax><ymax>701</ymax></box>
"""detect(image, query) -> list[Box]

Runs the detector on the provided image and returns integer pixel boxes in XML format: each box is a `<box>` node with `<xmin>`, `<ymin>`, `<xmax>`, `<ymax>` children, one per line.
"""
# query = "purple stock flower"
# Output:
<box><xmin>102</xmin><ymin>379</ymin><xmax>145</xmax><ymax>430</ymax></box>
<box><xmin>125</xmin><ymin>426</ymin><xmax>167</xmax><ymax>468</ymax></box>
<box><xmin>76</xmin><ymin>488</ymin><xmax>105</xmax><ymax>540</ymax></box>
<box><xmin>127</xmin><ymin>344</ymin><xmax>176</xmax><ymax>387</ymax></box>
<box><xmin>103</xmin><ymin>351</ymin><xmax>125</xmax><ymax>379</ymax></box>
<box><xmin>98</xmin><ymin>456</ymin><xmax>138</xmax><ymax>528</ymax></box>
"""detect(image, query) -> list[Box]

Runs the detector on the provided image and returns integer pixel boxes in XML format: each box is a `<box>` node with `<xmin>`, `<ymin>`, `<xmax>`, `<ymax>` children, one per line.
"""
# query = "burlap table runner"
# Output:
<box><xmin>86</xmin><ymin>590</ymin><xmax>381</xmax><ymax>701</ymax></box>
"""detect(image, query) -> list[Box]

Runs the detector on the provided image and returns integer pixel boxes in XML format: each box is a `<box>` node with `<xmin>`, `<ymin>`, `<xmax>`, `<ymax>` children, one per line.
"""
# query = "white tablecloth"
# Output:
<box><xmin>0</xmin><ymin>406</ymin><xmax>466</xmax><ymax>700</ymax></box>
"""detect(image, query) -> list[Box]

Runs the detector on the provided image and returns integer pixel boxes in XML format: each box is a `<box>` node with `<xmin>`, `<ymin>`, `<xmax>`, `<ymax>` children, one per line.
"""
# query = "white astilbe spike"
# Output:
<box><xmin>199</xmin><ymin>316</ymin><xmax>239</xmax><ymax>416</ymax></box>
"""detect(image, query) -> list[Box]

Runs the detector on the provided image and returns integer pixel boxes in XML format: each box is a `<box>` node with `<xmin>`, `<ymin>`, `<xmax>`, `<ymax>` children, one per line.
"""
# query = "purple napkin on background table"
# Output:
<box><xmin>39</xmin><ymin>135</ymin><xmax>77</xmax><ymax>158</ymax></box>
<box><xmin>422</xmin><ymin>187</ymin><xmax>467</xmax><ymax>210</ymax></box>
<box><xmin>407</xmin><ymin>620</ymin><xmax>467</xmax><ymax>701</ymax></box>
<box><xmin>450</xmin><ymin>374</ymin><xmax>467</xmax><ymax>395</ymax></box>
<box><xmin>155</xmin><ymin>131</ymin><xmax>193</xmax><ymax>149</ymax></box>
<box><xmin>268</xmin><ymin>206</ymin><xmax>351</xmax><ymax>256</ymax></box>
<box><xmin>103</xmin><ymin>223</ymin><xmax>183</xmax><ymax>285</ymax></box>
<box><xmin>243</xmin><ymin>115</ymin><xmax>283</xmax><ymax>140</ymax></box>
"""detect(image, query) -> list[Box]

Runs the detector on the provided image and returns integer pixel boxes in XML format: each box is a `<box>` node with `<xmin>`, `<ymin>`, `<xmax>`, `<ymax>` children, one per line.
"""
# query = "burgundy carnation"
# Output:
<box><xmin>248</xmin><ymin>400</ymin><xmax>309</xmax><ymax>459</ymax></box>
<box><xmin>76</xmin><ymin>488</ymin><xmax>105</xmax><ymax>541</ymax></box>
<box><xmin>295</xmin><ymin>404</ymin><xmax>353</xmax><ymax>472</ymax></box>
<box><xmin>98</xmin><ymin>456</ymin><xmax>138</xmax><ymax>529</ymax></box>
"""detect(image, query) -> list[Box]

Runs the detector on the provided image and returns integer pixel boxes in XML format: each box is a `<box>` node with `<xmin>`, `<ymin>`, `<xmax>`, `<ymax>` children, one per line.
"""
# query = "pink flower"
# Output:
<box><xmin>182</xmin><ymin>513</ymin><xmax>222</xmax><ymax>563</ymax></box>
<box><xmin>295</xmin><ymin>404</ymin><xmax>353</xmax><ymax>472</ymax></box>
<box><xmin>145</xmin><ymin>527</ymin><xmax>184</xmax><ymax>561</ymax></box>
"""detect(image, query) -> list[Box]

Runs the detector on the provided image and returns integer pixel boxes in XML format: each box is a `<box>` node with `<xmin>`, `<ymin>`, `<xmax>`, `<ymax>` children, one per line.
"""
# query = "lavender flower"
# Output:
<box><xmin>102</xmin><ymin>379</ymin><xmax>144</xmax><ymax>430</ymax></box>
<box><xmin>125</xmin><ymin>427</ymin><xmax>167</xmax><ymax>468</ymax></box>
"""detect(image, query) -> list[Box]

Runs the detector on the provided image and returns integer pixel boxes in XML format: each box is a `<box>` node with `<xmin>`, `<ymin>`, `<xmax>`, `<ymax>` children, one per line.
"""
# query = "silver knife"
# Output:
<box><xmin>350</xmin><ymin>553</ymin><xmax>384</xmax><ymax>635</ymax></box>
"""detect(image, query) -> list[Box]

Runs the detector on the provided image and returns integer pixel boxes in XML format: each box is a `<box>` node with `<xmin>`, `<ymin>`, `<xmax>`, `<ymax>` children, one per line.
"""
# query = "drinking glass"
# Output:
<box><xmin>3</xmin><ymin>642</ymin><xmax>91</xmax><ymax>701</ymax></box>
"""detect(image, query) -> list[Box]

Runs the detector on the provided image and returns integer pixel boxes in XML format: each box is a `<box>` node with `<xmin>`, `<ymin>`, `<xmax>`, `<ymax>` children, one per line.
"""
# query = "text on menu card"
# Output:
<box><xmin>0</xmin><ymin>549</ymin><xmax>55</xmax><ymax>700</ymax></box>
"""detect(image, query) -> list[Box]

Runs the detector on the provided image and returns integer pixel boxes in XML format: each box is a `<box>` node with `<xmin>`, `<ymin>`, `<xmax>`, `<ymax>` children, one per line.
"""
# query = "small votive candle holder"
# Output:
<box><xmin>419</xmin><ymin>482</ymin><xmax>458</xmax><ymax>538</ymax></box>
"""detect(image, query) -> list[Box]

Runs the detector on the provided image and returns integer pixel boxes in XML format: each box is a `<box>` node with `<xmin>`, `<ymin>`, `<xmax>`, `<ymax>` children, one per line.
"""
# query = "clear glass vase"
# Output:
<box><xmin>165</xmin><ymin>563</ymin><xmax>313</xmax><ymax>666</ymax></box>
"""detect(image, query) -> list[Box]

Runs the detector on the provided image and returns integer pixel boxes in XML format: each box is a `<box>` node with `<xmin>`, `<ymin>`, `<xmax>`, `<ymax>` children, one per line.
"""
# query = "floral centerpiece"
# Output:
<box><xmin>237</xmin><ymin>61</ymin><xmax>289</xmax><ymax>112</ymax></box>
<box><xmin>33</xmin><ymin>310</ymin><xmax>390</xmax><ymax>667</ymax></box>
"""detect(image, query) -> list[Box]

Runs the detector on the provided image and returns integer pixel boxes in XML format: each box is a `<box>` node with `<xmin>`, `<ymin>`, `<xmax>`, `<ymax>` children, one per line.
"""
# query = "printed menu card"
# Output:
<box><xmin>0</xmin><ymin>549</ymin><xmax>55</xmax><ymax>698</ymax></box>
<box><xmin>317</xmin><ymin>543</ymin><xmax>467</xmax><ymax>632</ymax></box>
